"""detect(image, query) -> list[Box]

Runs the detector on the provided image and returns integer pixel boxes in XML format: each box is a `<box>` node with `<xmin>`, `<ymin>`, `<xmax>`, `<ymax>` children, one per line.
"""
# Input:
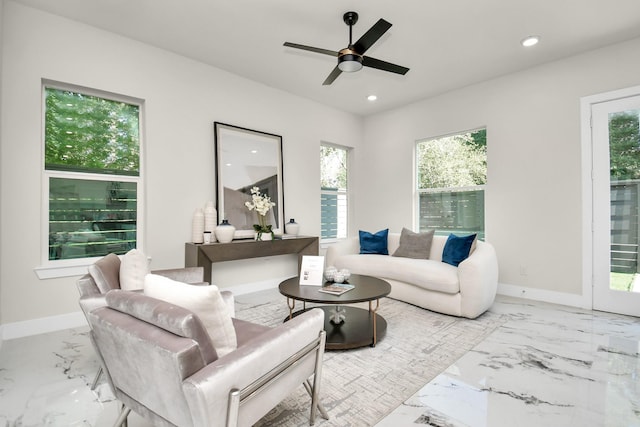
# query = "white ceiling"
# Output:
<box><xmin>11</xmin><ymin>0</ymin><xmax>640</xmax><ymax>116</ymax></box>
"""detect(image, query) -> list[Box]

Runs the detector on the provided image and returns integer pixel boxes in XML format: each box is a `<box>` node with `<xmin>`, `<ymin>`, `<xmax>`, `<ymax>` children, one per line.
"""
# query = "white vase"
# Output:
<box><xmin>285</xmin><ymin>219</ymin><xmax>300</xmax><ymax>236</ymax></box>
<box><xmin>192</xmin><ymin>208</ymin><xmax>205</xmax><ymax>243</ymax></box>
<box><xmin>255</xmin><ymin>231</ymin><xmax>273</xmax><ymax>241</ymax></box>
<box><xmin>204</xmin><ymin>202</ymin><xmax>217</xmax><ymax>242</ymax></box>
<box><xmin>215</xmin><ymin>220</ymin><xmax>235</xmax><ymax>243</ymax></box>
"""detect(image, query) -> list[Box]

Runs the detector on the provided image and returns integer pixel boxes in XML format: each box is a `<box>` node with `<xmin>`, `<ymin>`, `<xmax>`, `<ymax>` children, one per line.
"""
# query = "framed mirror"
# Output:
<box><xmin>214</xmin><ymin>122</ymin><xmax>284</xmax><ymax>239</ymax></box>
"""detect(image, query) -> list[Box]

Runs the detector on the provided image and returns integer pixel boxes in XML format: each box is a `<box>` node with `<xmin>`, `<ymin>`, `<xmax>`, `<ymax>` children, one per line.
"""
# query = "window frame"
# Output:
<box><xmin>320</xmin><ymin>142</ymin><xmax>350</xmax><ymax>243</ymax></box>
<box><xmin>37</xmin><ymin>81</ymin><xmax>145</xmax><ymax>279</ymax></box>
<box><xmin>414</xmin><ymin>128</ymin><xmax>486</xmax><ymax>239</ymax></box>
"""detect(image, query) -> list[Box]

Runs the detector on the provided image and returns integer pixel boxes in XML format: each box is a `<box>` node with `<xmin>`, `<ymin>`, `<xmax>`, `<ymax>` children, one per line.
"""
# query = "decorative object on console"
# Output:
<box><xmin>203</xmin><ymin>231</ymin><xmax>212</xmax><ymax>244</ymax></box>
<box><xmin>214</xmin><ymin>219</ymin><xmax>235</xmax><ymax>244</ymax></box>
<box><xmin>191</xmin><ymin>208</ymin><xmax>205</xmax><ymax>243</ymax></box>
<box><xmin>359</xmin><ymin>228</ymin><xmax>389</xmax><ymax>255</ymax></box>
<box><xmin>285</xmin><ymin>218</ymin><xmax>300</xmax><ymax>235</ymax></box>
<box><xmin>245</xmin><ymin>186</ymin><xmax>276</xmax><ymax>241</ymax></box>
<box><xmin>204</xmin><ymin>201</ymin><xmax>217</xmax><ymax>242</ymax></box>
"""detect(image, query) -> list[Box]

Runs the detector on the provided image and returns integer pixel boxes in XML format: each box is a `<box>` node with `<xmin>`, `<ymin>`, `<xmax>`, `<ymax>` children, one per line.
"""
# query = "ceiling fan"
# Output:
<box><xmin>284</xmin><ymin>11</ymin><xmax>410</xmax><ymax>85</ymax></box>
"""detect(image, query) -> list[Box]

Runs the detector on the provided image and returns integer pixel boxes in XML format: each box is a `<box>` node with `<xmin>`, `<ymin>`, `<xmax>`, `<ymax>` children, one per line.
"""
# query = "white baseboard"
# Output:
<box><xmin>497</xmin><ymin>282</ymin><xmax>590</xmax><ymax>309</ymax></box>
<box><xmin>1</xmin><ymin>311</ymin><xmax>87</xmax><ymax>340</ymax></box>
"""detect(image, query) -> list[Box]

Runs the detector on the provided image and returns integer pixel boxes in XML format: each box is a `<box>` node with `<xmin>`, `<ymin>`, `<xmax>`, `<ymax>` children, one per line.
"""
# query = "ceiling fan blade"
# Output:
<box><xmin>353</xmin><ymin>18</ymin><xmax>392</xmax><ymax>54</ymax></box>
<box><xmin>322</xmin><ymin>66</ymin><xmax>342</xmax><ymax>85</ymax></box>
<box><xmin>283</xmin><ymin>42</ymin><xmax>338</xmax><ymax>57</ymax></box>
<box><xmin>363</xmin><ymin>56</ymin><xmax>409</xmax><ymax>75</ymax></box>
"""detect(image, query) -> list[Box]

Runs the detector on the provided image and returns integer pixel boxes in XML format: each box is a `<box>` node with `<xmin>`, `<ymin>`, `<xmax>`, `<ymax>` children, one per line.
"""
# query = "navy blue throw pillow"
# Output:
<box><xmin>442</xmin><ymin>233</ymin><xmax>477</xmax><ymax>266</ymax></box>
<box><xmin>359</xmin><ymin>229</ymin><xmax>389</xmax><ymax>255</ymax></box>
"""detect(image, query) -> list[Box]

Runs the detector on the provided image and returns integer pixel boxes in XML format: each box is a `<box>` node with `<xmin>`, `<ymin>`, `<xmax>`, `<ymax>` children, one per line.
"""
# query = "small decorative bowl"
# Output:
<box><xmin>324</xmin><ymin>266</ymin><xmax>338</xmax><ymax>281</ymax></box>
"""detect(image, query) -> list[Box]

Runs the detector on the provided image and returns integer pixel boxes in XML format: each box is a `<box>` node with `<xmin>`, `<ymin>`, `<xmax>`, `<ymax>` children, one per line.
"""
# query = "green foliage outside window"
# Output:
<box><xmin>45</xmin><ymin>87</ymin><xmax>140</xmax><ymax>175</ymax></box>
<box><xmin>416</xmin><ymin>129</ymin><xmax>487</xmax><ymax>239</ymax></box>
<box><xmin>321</xmin><ymin>145</ymin><xmax>347</xmax><ymax>190</ymax></box>
<box><xmin>609</xmin><ymin>111</ymin><xmax>640</xmax><ymax>180</ymax></box>
<box><xmin>45</xmin><ymin>86</ymin><xmax>141</xmax><ymax>261</ymax></box>
<box><xmin>417</xmin><ymin>129</ymin><xmax>486</xmax><ymax>189</ymax></box>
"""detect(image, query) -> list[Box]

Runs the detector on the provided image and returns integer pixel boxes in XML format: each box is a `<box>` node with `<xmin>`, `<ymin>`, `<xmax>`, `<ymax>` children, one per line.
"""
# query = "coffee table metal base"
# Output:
<box><xmin>285</xmin><ymin>306</ymin><xmax>387</xmax><ymax>350</ymax></box>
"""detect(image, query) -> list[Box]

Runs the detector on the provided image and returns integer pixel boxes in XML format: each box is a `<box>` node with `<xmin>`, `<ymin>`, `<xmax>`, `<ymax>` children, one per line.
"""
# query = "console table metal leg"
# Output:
<box><xmin>370</xmin><ymin>299</ymin><xmax>380</xmax><ymax>347</ymax></box>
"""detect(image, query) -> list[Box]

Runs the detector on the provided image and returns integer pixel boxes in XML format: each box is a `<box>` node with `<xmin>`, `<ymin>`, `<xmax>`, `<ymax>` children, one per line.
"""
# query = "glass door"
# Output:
<box><xmin>592</xmin><ymin>94</ymin><xmax>640</xmax><ymax>316</ymax></box>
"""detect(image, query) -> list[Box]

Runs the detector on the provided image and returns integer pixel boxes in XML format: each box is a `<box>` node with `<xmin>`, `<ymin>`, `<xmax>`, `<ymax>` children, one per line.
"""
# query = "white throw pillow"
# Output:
<box><xmin>143</xmin><ymin>274</ymin><xmax>237</xmax><ymax>357</ymax></box>
<box><xmin>119</xmin><ymin>249</ymin><xmax>149</xmax><ymax>291</ymax></box>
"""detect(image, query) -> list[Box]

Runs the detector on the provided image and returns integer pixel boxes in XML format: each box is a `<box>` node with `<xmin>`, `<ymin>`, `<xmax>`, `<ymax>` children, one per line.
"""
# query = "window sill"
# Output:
<box><xmin>34</xmin><ymin>263</ymin><xmax>92</xmax><ymax>279</ymax></box>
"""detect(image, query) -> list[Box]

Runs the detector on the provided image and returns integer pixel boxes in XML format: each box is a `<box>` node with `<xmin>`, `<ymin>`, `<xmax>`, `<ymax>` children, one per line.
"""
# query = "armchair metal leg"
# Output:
<box><xmin>226</xmin><ymin>389</ymin><xmax>240</xmax><ymax>427</ymax></box>
<box><xmin>113</xmin><ymin>404</ymin><xmax>131</xmax><ymax>427</ymax></box>
<box><xmin>308</xmin><ymin>330</ymin><xmax>327</xmax><ymax>425</ymax></box>
<box><xmin>304</xmin><ymin>380</ymin><xmax>329</xmax><ymax>420</ymax></box>
<box><xmin>91</xmin><ymin>366</ymin><xmax>103</xmax><ymax>390</ymax></box>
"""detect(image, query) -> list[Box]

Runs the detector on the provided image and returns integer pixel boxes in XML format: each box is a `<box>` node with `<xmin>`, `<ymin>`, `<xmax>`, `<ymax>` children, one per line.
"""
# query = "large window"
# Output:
<box><xmin>416</xmin><ymin>129</ymin><xmax>486</xmax><ymax>239</ymax></box>
<box><xmin>44</xmin><ymin>84</ymin><xmax>143</xmax><ymax>263</ymax></box>
<box><xmin>321</xmin><ymin>144</ymin><xmax>348</xmax><ymax>239</ymax></box>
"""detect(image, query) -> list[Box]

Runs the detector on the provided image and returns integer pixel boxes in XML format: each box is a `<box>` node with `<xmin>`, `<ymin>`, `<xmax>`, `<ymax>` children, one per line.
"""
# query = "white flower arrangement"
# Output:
<box><xmin>244</xmin><ymin>186</ymin><xmax>276</xmax><ymax>240</ymax></box>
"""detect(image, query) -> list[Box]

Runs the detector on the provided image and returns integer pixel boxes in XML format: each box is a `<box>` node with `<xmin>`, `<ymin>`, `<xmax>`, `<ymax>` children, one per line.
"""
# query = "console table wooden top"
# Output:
<box><xmin>184</xmin><ymin>236</ymin><xmax>319</xmax><ymax>282</ymax></box>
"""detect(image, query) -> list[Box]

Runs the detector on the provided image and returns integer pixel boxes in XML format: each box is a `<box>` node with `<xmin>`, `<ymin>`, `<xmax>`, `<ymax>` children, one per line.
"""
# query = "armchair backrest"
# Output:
<box><xmin>88</xmin><ymin>290</ymin><xmax>215</xmax><ymax>426</ymax></box>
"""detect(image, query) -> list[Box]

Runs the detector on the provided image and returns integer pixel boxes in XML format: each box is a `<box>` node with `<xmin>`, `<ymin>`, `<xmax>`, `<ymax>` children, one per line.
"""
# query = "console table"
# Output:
<box><xmin>184</xmin><ymin>236</ymin><xmax>319</xmax><ymax>282</ymax></box>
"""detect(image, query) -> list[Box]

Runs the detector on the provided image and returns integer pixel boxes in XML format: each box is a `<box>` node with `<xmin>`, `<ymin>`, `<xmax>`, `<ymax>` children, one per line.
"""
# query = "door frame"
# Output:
<box><xmin>580</xmin><ymin>84</ymin><xmax>640</xmax><ymax>312</ymax></box>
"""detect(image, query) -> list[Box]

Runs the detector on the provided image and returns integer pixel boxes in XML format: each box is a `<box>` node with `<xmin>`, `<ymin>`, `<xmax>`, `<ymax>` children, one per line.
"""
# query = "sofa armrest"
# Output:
<box><xmin>457</xmin><ymin>241</ymin><xmax>499</xmax><ymax>318</ymax></box>
<box><xmin>182</xmin><ymin>308</ymin><xmax>325</xmax><ymax>427</ymax></box>
<box><xmin>325</xmin><ymin>237</ymin><xmax>359</xmax><ymax>267</ymax></box>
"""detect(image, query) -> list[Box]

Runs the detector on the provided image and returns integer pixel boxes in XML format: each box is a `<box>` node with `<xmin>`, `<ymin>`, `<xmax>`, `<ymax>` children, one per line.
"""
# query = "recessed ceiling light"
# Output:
<box><xmin>251</xmin><ymin>150</ymin><xmax>258</xmax><ymax>154</ymax></box>
<box><xmin>367</xmin><ymin>95</ymin><xmax>377</xmax><ymax>101</ymax></box>
<box><xmin>521</xmin><ymin>35</ymin><xmax>540</xmax><ymax>47</ymax></box>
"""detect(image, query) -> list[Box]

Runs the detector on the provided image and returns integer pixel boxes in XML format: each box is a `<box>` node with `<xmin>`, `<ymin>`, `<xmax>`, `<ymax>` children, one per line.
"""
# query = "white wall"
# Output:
<box><xmin>0</xmin><ymin>2</ymin><xmax>362</xmax><ymax>325</ymax></box>
<box><xmin>360</xmin><ymin>37</ymin><xmax>640</xmax><ymax>302</ymax></box>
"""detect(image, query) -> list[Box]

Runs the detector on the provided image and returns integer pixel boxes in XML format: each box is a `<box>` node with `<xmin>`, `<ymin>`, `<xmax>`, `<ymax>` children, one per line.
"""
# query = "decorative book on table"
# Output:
<box><xmin>318</xmin><ymin>283</ymin><xmax>355</xmax><ymax>295</ymax></box>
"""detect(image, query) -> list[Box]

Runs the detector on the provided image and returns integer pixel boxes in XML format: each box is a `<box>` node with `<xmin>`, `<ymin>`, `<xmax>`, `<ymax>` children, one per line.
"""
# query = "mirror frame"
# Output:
<box><xmin>214</xmin><ymin>122</ymin><xmax>284</xmax><ymax>239</ymax></box>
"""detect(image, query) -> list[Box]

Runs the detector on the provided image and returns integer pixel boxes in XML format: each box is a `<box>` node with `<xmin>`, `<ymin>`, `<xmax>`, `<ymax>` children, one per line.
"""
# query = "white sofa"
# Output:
<box><xmin>325</xmin><ymin>233</ymin><xmax>499</xmax><ymax>319</ymax></box>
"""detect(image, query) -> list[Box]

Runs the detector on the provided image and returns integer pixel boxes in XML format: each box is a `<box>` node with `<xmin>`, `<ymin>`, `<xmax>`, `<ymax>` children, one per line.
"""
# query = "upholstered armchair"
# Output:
<box><xmin>77</xmin><ymin>252</ymin><xmax>214</xmax><ymax>389</ymax></box>
<box><xmin>87</xmin><ymin>290</ymin><xmax>327</xmax><ymax>427</ymax></box>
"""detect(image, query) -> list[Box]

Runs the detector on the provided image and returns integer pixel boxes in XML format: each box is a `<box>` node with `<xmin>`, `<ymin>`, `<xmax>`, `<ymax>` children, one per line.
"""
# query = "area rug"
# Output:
<box><xmin>234</xmin><ymin>295</ymin><xmax>507</xmax><ymax>426</ymax></box>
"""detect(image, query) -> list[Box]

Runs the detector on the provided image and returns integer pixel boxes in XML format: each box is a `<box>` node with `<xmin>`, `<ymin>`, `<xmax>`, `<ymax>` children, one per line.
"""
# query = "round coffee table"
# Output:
<box><xmin>278</xmin><ymin>274</ymin><xmax>391</xmax><ymax>350</ymax></box>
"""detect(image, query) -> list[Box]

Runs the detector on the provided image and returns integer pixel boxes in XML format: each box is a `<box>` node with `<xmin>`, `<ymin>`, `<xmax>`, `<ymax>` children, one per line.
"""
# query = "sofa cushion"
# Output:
<box><xmin>359</xmin><ymin>228</ymin><xmax>389</xmax><ymax>255</ymax></box>
<box><xmin>334</xmin><ymin>254</ymin><xmax>460</xmax><ymax>294</ymax></box>
<box><xmin>89</xmin><ymin>253</ymin><xmax>121</xmax><ymax>293</ymax></box>
<box><xmin>119</xmin><ymin>249</ymin><xmax>149</xmax><ymax>291</ymax></box>
<box><xmin>392</xmin><ymin>228</ymin><xmax>434</xmax><ymax>259</ymax></box>
<box><xmin>143</xmin><ymin>274</ymin><xmax>237</xmax><ymax>357</ymax></box>
<box><xmin>442</xmin><ymin>233</ymin><xmax>477</xmax><ymax>267</ymax></box>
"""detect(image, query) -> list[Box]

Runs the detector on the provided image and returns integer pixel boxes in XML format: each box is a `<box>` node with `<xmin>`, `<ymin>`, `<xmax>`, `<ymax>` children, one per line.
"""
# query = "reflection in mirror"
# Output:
<box><xmin>214</xmin><ymin>122</ymin><xmax>284</xmax><ymax>239</ymax></box>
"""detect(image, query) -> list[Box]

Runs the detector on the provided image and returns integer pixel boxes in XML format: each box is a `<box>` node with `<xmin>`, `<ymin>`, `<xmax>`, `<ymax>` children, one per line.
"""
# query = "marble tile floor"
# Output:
<box><xmin>375</xmin><ymin>297</ymin><xmax>640</xmax><ymax>427</ymax></box>
<box><xmin>0</xmin><ymin>293</ymin><xmax>638</xmax><ymax>426</ymax></box>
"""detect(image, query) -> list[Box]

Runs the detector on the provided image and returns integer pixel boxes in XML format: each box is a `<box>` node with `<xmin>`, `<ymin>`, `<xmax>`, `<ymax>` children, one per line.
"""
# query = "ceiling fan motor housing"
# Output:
<box><xmin>338</xmin><ymin>48</ymin><xmax>363</xmax><ymax>72</ymax></box>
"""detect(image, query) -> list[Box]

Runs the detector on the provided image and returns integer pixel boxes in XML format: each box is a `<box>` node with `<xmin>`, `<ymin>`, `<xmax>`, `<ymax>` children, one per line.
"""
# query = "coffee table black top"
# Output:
<box><xmin>279</xmin><ymin>274</ymin><xmax>391</xmax><ymax>304</ymax></box>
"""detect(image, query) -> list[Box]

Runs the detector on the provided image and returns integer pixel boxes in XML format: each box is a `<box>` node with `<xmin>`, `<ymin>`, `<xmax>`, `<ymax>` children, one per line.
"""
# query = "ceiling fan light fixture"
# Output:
<box><xmin>338</xmin><ymin>53</ymin><xmax>363</xmax><ymax>72</ymax></box>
